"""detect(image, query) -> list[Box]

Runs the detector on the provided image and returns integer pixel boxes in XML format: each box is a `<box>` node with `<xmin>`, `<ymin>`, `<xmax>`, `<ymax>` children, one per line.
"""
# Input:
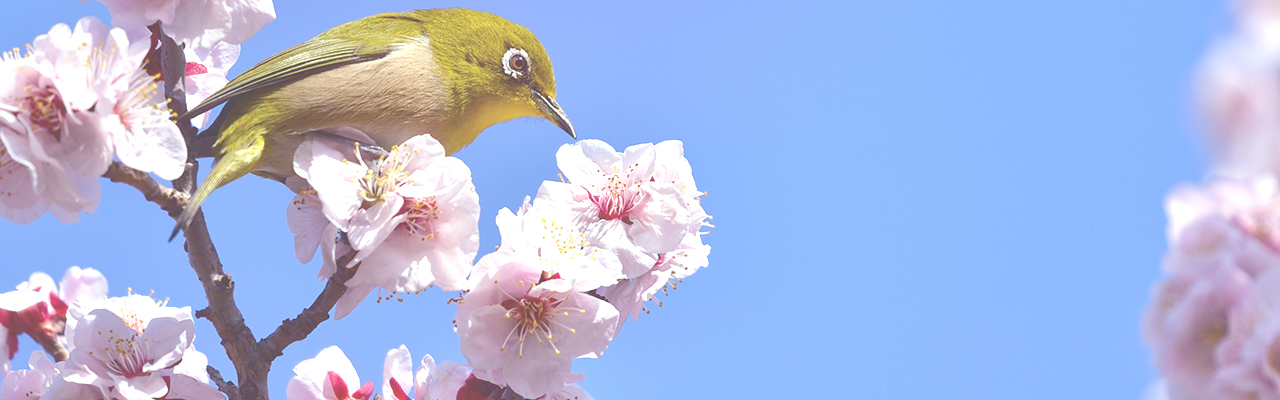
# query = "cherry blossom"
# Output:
<box><xmin>0</xmin><ymin>110</ymin><xmax>47</xmax><ymax>225</ymax></box>
<box><xmin>456</xmin><ymin>257</ymin><xmax>617</xmax><ymax>398</ymax></box>
<box><xmin>1144</xmin><ymin>179</ymin><xmax>1280</xmax><ymax>399</ymax></box>
<box><xmin>414</xmin><ymin>354</ymin><xmax>470</xmax><ymax>400</ymax></box>
<box><xmin>294</xmin><ymin>131</ymin><xmax>480</xmax><ymax>318</ymax></box>
<box><xmin>287</xmin><ymin>346</ymin><xmax>373</xmax><ymax>400</ymax></box>
<box><xmin>59</xmin><ymin>294</ymin><xmax>209</xmax><ymax>400</ymax></box>
<box><xmin>485</xmin><ymin>199</ymin><xmax>624</xmax><ymax>292</ymax></box>
<box><xmin>536</xmin><ymin>140</ymin><xmax>691</xmax><ymax>278</ymax></box>
<box><xmin>1197</xmin><ymin>5</ymin><xmax>1280</xmax><ymax>179</ymax></box>
<box><xmin>91</xmin><ymin>0</ymin><xmax>276</xmax><ymax>49</ymax></box>
<box><xmin>183</xmin><ymin>41</ymin><xmax>239</xmax><ymax>129</ymax></box>
<box><xmin>0</xmin><ymin>267</ymin><xmax>106</xmax><ymax>360</ymax></box>
<box><xmin>0</xmin><ymin>34</ymin><xmax>108</xmax><ymax>222</ymax></box>
<box><xmin>382</xmin><ymin>346</ymin><xmax>413</xmax><ymax>400</ymax></box>
<box><xmin>0</xmin><ymin>351</ymin><xmax>59</xmax><ymax>400</ymax></box>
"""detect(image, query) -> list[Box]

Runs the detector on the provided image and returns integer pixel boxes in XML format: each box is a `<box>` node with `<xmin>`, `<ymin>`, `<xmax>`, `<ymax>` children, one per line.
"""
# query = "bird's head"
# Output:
<box><xmin>416</xmin><ymin>9</ymin><xmax>575</xmax><ymax>148</ymax></box>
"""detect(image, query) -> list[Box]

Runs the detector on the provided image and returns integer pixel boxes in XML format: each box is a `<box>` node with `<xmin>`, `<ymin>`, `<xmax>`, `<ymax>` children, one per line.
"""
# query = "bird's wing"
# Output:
<box><xmin>180</xmin><ymin>38</ymin><xmax>397</xmax><ymax>120</ymax></box>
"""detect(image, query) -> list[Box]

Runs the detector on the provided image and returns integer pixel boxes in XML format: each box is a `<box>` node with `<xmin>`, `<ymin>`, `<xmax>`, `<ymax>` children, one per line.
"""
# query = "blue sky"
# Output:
<box><xmin>0</xmin><ymin>1</ymin><xmax>1223</xmax><ymax>399</ymax></box>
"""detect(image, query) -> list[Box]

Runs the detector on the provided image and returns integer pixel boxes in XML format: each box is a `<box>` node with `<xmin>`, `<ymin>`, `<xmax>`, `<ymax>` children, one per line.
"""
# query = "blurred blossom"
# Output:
<box><xmin>1237</xmin><ymin>0</ymin><xmax>1280</xmax><ymax>48</ymax></box>
<box><xmin>293</xmin><ymin>130</ymin><xmax>480</xmax><ymax>319</ymax></box>
<box><xmin>90</xmin><ymin>0</ymin><xmax>276</xmax><ymax>49</ymax></box>
<box><xmin>0</xmin><ymin>351</ymin><xmax>59</xmax><ymax>400</ymax></box>
<box><xmin>0</xmin><ymin>267</ymin><xmax>106</xmax><ymax>360</ymax></box>
<box><xmin>1197</xmin><ymin>33</ymin><xmax>1280</xmax><ymax>179</ymax></box>
<box><xmin>1145</xmin><ymin>180</ymin><xmax>1280</xmax><ymax>399</ymax></box>
<box><xmin>287</xmin><ymin>346</ymin><xmax>373</xmax><ymax>400</ymax></box>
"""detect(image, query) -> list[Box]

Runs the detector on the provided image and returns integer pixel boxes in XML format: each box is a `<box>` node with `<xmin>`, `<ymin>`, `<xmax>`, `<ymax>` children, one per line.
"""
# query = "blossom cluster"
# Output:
<box><xmin>0</xmin><ymin>267</ymin><xmax>222</xmax><ymax>400</ymax></box>
<box><xmin>288</xmin><ymin>130</ymin><xmax>482</xmax><ymax>319</ymax></box>
<box><xmin>286</xmin><ymin>345</ymin><xmax>591</xmax><ymax>400</ymax></box>
<box><xmin>1144</xmin><ymin>1</ymin><xmax>1280</xmax><ymax>398</ymax></box>
<box><xmin>287</xmin><ymin>135</ymin><xmax>711</xmax><ymax>398</ymax></box>
<box><xmin>3</xmin><ymin>1</ymin><xmax>712</xmax><ymax>399</ymax></box>
<box><xmin>0</xmin><ymin>0</ymin><xmax>262</xmax><ymax>224</ymax></box>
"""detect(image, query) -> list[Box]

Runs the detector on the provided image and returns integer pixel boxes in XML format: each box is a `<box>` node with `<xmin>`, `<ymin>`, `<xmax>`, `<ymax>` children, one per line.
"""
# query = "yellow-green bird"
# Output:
<box><xmin>171</xmin><ymin>8</ymin><xmax>574</xmax><ymax>239</ymax></box>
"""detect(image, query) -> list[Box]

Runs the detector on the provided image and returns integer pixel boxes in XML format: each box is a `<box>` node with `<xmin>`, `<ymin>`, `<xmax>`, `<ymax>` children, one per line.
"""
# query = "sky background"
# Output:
<box><xmin>0</xmin><ymin>1</ymin><xmax>1224</xmax><ymax>399</ymax></box>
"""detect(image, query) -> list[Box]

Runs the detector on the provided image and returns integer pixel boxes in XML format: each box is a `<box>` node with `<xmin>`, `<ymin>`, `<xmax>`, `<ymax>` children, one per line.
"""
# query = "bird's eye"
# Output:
<box><xmin>502</xmin><ymin>48</ymin><xmax>530</xmax><ymax>79</ymax></box>
<box><xmin>512</xmin><ymin>55</ymin><xmax>528</xmax><ymax>72</ymax></box>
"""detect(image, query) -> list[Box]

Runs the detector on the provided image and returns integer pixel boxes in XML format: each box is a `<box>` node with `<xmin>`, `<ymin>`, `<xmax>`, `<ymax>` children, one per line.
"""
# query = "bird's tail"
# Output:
<box><xmin>170</xmin><ymin>133</ymin><xmax>266</xmax><ymax>241</ymax></box>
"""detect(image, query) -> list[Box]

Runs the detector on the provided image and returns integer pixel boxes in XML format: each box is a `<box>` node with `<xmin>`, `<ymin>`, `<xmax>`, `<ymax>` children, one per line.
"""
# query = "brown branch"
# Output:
<box><xmin>137</xmin><ymin>23</ymin><xmax>363</xmax><ymax>400</ymax></box>
<box><xmin>259</xmin><ymin>253</ymin><xmax>360</xmax><ymax>358</ymax></box>
<box><xmin>102</xmin><ymin>162</ymin><xmax>189</xmax><ymax>217</ymax></box>
<box><xmin>34</xmin><ymin>324</ymin><xmax>69</xmax><ymax>363</ymax></box>
<box><xmin>153</xmin><ymin>24</ymin><xmax>262</xmax><ymax>400</ymax></box>
<box><xmin>207</xmin><ymin>365</ymin><xmax>240</xmax><ymax>400</ymax></box>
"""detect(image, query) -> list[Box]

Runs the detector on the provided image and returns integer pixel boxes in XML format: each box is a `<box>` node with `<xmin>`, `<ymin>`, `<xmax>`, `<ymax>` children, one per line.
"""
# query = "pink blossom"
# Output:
<box><xmin>1197</xmin><ymin>26</ymin><xmax>1280</xmax><ymax>179</ymax></box>
<box><xmin>536</xmin><ymin>140</ymin><xmax>692</xmax><ymax>278</ymax></box>
<box><xmin>0</xmin><ymin>42</ymin><xmax>108</xmax><ymax>221</ymax></box>
<box><xmin>402</xmin><ymin>352</ymin><xmax>592</xmax><ymax>400</ymax></box>
<box><xmin>59</xmin><ymin>295</ymin><xmax>202</xmax><ymax>400</ymax></box>
<box><xmin>383</xmin><ymin>346</ymin><xmax>413</xmax><ymax>400</ymax></box>
<box><xmin>0</xmin><ymin>266</ymin><xmax>104</xmax><ymax>360</ymax></box>
<box><xmin>1144</xmin><ymin>180</ymin><xmax>1280</xmax><ymax>398</ymax></box>
<box><xmin>92</xmin><ymin>0</ymin><xmax>276</xmax><ymax>48</ymax></box>
<box><xmin>484</xmin><ymin>199</ymin><xmax>624</xmax><ymax>292</ymax></box>
<box><xmin>456</xmin><ymin>257</ymin><xmax>617</xmax><ymax>398</ymax></box>
<box><xmin>413</xmin><ymin>354</ymin><xmax>470</xmax><ymax>400</ymax></box>
<box><xmin>0</xmin><ymin>351</ymin><xmax>59</xmax><ymax>400</ymax></box>
<box><xmin>294</xmin><ymin>131</ymin><xmax>480</xmax><ymax>318</ymax></box>
<box><xmin>287</xmin><ymin>346</ymin><xmax>373</xmax><ymax>400</ymax></box>
<box><xmin>0</xmin><ymin>112</ymin><xmax>47</xmax><ymax>225</ymax></box>
<box><xmin>183</xmin><ymin>41</ymin><xmax>238</xmax><ymax>129</ymax></box>
<box><xmin>651</xmin><ymin>140</ymin><xmax>712</xmax><ymax>281</ymax></box>
<box><xmin>286</xmin><ymin>177</ymin><xmax>342</xmax><ymax>281</ymax></box>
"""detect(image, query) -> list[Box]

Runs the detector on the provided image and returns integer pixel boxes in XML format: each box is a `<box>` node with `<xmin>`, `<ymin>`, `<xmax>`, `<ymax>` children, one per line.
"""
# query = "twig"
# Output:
<box><xmin>153</xmin><ymin>23</ymin><xmax>265</xmax><ymax>400</ymax></box>
<box><xmin>144</xmin><ymin>23</ymin><xmax>362</xmax><ymax>400</ymax></box>
<box><xmin>102</xmin><ymin>162</ymin><xmax>188</xmax><ymax>217</ymax></box>
<box><xmin>259</xmin><ymin>254</ymin><xmax>360</xmax><ymax>358</ymax></box>
<box><xmin>208</xmin><ymin>365</ymin><xmax>240</xmax><ymax>400</ymax></box>
<box><xmin>35</xmin><ymin>328</ymin><xmax>69</xmax><ymax>363</ymax></box>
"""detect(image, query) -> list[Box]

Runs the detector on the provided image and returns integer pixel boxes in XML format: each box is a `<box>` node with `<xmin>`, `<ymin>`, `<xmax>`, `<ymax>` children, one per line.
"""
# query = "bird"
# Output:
<box><xmin>171</xmin><ymin>8</ymin><xmax>575</xmax><ymax>240</ymax></box>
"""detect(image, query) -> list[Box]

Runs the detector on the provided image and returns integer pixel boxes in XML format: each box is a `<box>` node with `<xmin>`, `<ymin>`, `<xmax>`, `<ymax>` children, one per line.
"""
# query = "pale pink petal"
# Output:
<box><xmin>57</xmin><ymin>266</ymin><xmax>107</xmax><ymax>307</ymax></box>
<box><xmin>382</xmin><ymin>345</ymin><xmax>412</xmax><ymax>400</ymax></box>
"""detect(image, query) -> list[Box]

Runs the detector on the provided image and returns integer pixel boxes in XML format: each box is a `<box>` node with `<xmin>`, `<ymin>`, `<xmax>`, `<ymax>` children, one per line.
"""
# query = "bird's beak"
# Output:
<box><xmin>530</xmin><ymin>87</ymin><xmax>576</xmax><ymax>139</ymax></box>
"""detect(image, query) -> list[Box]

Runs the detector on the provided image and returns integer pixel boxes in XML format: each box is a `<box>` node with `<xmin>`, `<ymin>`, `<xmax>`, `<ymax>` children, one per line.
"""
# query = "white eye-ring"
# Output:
<box><xmin>503</xmin><ymin>47</ymin><xmax>530</xmax><ymax>79</ymax></box>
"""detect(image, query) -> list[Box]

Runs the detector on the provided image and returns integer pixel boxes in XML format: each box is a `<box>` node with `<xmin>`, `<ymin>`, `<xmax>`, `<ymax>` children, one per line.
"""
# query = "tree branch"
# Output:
<box><xmin>207</xmin><ymin>365</ymin><xmax>240</xmax><ymax>400</ymax></box>
<box><xmin>102</xmin><ymin>162</ymin><xmax>188</xmax><ymax>217</ymax></box>
<box><xmin>259</xmin><ymin>254</ymin><xmax>359</xmax><ymax>358</ymax></box>
<box><xmin>152</xmin><ymin>23</ymin><xmax>263</xmax><ymax>400</ymax></box>
<box><xmin>144</xmin><ymin>23</ymin><xmax>364</xmax><ymax>400</ymax></box>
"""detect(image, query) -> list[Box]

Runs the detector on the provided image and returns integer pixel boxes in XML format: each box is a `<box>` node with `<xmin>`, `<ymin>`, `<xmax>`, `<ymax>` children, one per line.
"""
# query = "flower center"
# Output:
<box><xmin>356</xmin><ymin>144</ymin><xmax>414</xmax><ymax>208</ymax></box>
<box><xmin>113</xmin><ymin>69</ymin><xmax>165</xmax><ymax>132</ymax></box>
<box><xmin>497</xmin><ymin>294</ymin><xmax>576</xmax><ymax>358</ymax></box>
<box><xmin>23</xmin><ymin>86</ymin><xmax>65</xmax><ymax>134</ymax></box>
<box><xmin>97</xmin><ymin>328</ymin><xmax>149</xmax><ymax>379</ymax></box>
<box><xmin>534</xmin><ymin>217</ymin><xmax>595</xmax><ymax>268</ymax></box>
<box><xmin>504</xmin><ymin>297</ymin><xmax>554</xmax><ymax>336</ymax></box>
<box><xmin>400</xmin><ymin>195</ymin><xmax>441</xmax><ymax>240</ymax></box>
<box><xmin>588</xmin><ymin>173</ymin><xmax>643</xmax><ymax>223</ymax></box>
